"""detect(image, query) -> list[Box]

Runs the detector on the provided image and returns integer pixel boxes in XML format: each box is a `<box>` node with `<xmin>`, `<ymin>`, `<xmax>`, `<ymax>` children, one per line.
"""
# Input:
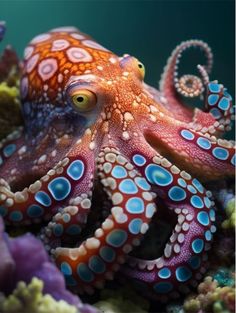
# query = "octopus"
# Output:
<box><xmin>0</xmin><ymin>25</ymin><xmax>235</xmax><ymax>300</ymax></box>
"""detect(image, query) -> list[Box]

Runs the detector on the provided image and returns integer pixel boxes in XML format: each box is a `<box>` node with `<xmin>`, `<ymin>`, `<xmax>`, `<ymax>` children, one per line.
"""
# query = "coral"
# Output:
<box><xmin>221</xmin><ymin>197</ymin><xmax>235</xmax><ymax>229</ymax></box>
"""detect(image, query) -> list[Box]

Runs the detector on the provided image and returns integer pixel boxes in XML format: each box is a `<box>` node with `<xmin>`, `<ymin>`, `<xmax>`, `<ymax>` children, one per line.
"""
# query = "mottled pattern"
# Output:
<box><xmin>0</xmin><ymin>26</ymin><xmax>235</xmax><ymax>299</ymax></box>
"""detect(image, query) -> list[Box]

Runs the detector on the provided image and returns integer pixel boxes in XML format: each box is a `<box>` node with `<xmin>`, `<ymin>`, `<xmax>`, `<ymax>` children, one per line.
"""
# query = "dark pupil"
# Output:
<box><xmin>138</xmin><ymin>63</ymin><xmax>143</xmax><ymax>68</ymax></box>
<box><xmin>76</xmin><ymin>96</ymin><xmax>84</xmax><ymax>102</ymax></box>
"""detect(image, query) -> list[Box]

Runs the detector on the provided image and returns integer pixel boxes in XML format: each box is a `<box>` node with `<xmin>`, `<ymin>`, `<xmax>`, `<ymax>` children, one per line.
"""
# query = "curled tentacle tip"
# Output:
<box><xmin>175</xmin><ymin>74</ymin><xmax>204</xmax><ymax>98</ymax></box>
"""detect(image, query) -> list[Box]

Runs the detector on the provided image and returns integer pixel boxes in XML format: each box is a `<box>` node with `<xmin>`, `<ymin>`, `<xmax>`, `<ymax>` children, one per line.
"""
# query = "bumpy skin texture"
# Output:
<box><xmin>0</xmin><ymin>26</ymin><xmax>235</xmax><ymax>299</ymax></box>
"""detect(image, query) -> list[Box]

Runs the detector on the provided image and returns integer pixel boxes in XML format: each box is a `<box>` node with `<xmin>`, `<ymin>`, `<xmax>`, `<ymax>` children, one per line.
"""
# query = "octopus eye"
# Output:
<box><xmin>71</xmin><ymin>90</ymin><xmax>97</xmax><ymax>112</ymax></box>
<box><xmin>137</xmin><ymin>60</ymin><xmax>145</xmax><ymax>79</ymax></box>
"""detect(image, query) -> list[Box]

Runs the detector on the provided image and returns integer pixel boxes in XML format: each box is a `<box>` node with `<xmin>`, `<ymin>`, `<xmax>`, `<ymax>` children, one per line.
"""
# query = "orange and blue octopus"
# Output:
<box><xmin>0</xmin><ymin>25</ymin><xmax>235</xmax><ymax>300</ymax></box>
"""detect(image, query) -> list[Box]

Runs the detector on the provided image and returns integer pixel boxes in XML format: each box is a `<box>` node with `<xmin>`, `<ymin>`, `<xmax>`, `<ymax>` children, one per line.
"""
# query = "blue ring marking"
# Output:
<box><xmin>77</xmin><ymin>263</ymin><xmax>94</xmax><ymax>282</ymax></box>
<box><xmin>180</xmin><ymin>129</ymin><xmax>195</xmax><ymax>140</ymax></box>
<box><xmin>53</xmin><ymin>224</ymin><xmax>64</xmax><ymax>237</ymax></box>
<box><xmin>192</xmin><ymin>178</ymin><xmax>204</xmax><ymax>193</ymax></box>
<box><xmin>0</xmin><ymin>206</ymin><xmax>7</xmax><ymax>217</ymax></box>
<box><xmin>128</xmin><ymin>218</ymin><xmax>142</xmax><ymax>234</ymax></box>
<box><xmin>187</xmin><ymin>185</ymin><xmax>197</xmax><ymax>194</ymax></box>
<box><xmin>218</xmin><ymin>97</ymin><xmax>230</xmax><ymax>111</ymax></box>
<box><xmin>9</xmin><ymin>211</ymin><xmax>23</xmax><ymax>222</ymax></box>
<box><xmin>126</xmin><ymin>197</ymin><xmax>144</xmax><ymax>214</ymax></box>
<box><xmin>65</xmin><ymin>275</ymin><xmax>77</xmax><ymax>286</ymax></box>
<box><xmin>208</xmin><ymin>82</ymin><xmax>221</xmax><ymax>93</ymax></box>
<box><xmin>190</xmin><ymin>195</ymin><xmax>204</xmax><ymax>209</ymax></box>
<box><xmin>188</xmin><ymin>256</ymin><xmax>201</xmax><ymax>269</ymax></box>
<box><xmin>111</xmin><ymin>165</ymin><xmax>127</xmax><ymax>179</ymax></box>
<box><xmin>27</xmin><ymin>204</ymin><xmax>44</xmax><ymax>218</ymax></box>
<box><xmin>66</xmin><ymin>224</ymin><xmax>81</xmax><ymax>235</ymax></box>
<box><xmin>205</xmin><ymin>230</ymin><xmax>212</xmax><ymax>241</ymax></box>
<box><xmin>145</xmin><ymin>164</ymin><xmax>173</xmax><ymax>187</ymax></box>
<box><xmin>3</xmin><ymin>144</ymin><xmax>16</xmax><ymax>158</ymax></box>
<box><xmin>146</xmin><ymin>203</ymin><xmax>156</xmax><ymax>218</ymax></box>
<box><xmin>210</xmin><ymin>108</ymin><xmax>221</xmax><ymax>119</ymax></box>
<box><xmin>132</xmin><ymin>154</ymin><xmax>146</xmax><ymax>166</ymax></box>
<box><xmin>134</xmin><ymin>177</ymin><xmax>150</xmax><ymax>191</ymax></box>
<box><xmin>192</xmin><ymin>238</ymin><xmax>204</xmax><ymax>254</ymax></box>
<box><xmin>197</xmin><ymin>211</ymin><xmax>210</xmax><ymax>226</ymax></box>
<box><xmin>66</xmin><ymin>160</ymin><xmax>84</xmax><ymax>180</ymax></box>
<box><xmin>168</xmin><ymin>186</ymin><xmax>186</xmax><ymax>201</ymax></box>
<box><xmin>106</xmin><ymin>229</ymin><xmax>128</xmax><ymax>247</ymax></box>
<box><xmin>158</xmin><ymin>267</ymin><xmax>171</xmax><ymax>279</ymax></box>
<box><xmin>62</xmin><ymin>214</ymin><xmax>70</xmax><ymax>223</ymax></box>
<box><xmin>61</xmin><ymin>262</ymin><xmax>72</xmax><ymax>275</ymax></box>
<box><xmin>153</xmin><ymin>282</ymin><xmax>173</xmax><ymax>294</ymax></box>
<box><xmin>178</xmin><ymin>178</ymin><xmax>187</xmax><ymax>188</ymax></box>
<box><xmin>0</xmin><ymin>156</ymin><xmax>3</xmax><ymax>166</ymax></box>
<box><xmin>88</xmin><ymin>256</ymin><xmax>106</xmax><ymax>274</ymax></box>
<box><xmin>212</xmin><ymin>147</ymin><xmax>229</xmax><ymax>160</ymax></box>
<box><xmin>204</xmin><ymin>196</ymin><xmax>212</xmax><ymax>208</ymax></box>
<box><xmin>197</xmin><ymin>137</ymin><xmax>211</xmax><ymax>150</ymax></box>
<box><xmin>48</xmin><ymin>177</ymin><xmax>71</xmax><ymax>201</ymax></box>
<box><xmin>209</xmin><ymin>209</ymin><xmax>215</xmax><ymax>221</ymax></box>
<box><xmin>119</xmin><ymin>179</ymin><xmax>138</xmax><ymax>194</ymax></box>
<box><xmin>35</xmin><ymin>191</ymin><xmax>52</xmax><ymax>207</ymax></box>
<box><xmin>231</xmin><ymin>154</ymin><xmax>236</xmax><ymax>166</ymax></box>
<box><xmin>99</xmin><ymin>246</ymin><xmax>116</xmax><ymax>262</ymax></box>
<box><xmin>208</xmin><ymin>94</ymin><xmax>219</xmax><ymax>106</ymax></box>
<box><xmin>223</xmin><ymin>89</ymin><xmax>232</xmax><ymax>100</ymax></box>
<box><xmin>176</xmin><ymin>266</ymin><xmax>192</xmax><ymax>282</ymax></box>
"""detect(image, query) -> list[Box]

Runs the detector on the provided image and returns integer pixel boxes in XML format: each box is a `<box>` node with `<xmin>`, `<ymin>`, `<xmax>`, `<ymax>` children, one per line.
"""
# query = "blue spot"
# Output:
<box><xmin>190</xmin><ymin>195</ymin><xmax>204</xmax><ymax>209</ymax></box>
<box><xmin>146</xmin><ymin>203</ymin><xmax>156</xmax><ymax>218</ymax></box>
<box><xmin>62</xmin><ymin>214</ymin><xmax>70</xmax><ymax>223</ymax></box>
<box><xmin>205</xmin><ymin>230</ymin><xmax>212</xmax><ymax>241</ymax></box>
<box><xmin>231</xmin><ymin>154</ymin><xmax>236</xmax><ymax>166</ymax></box>
<box><xmin>133</xmin><ymin>154</ymin><xmax>146</xmax><ymax>166</ymax></box>
<box><xmin>66</xmin><ymin>160</ymin><xmax>84</xmax><ymax>180</ymax></box>
<box><xmin>3</xmin><ymin>144</ymin><xmax>16</xmax><ymax>158</ymax></box>
<box><xmin>111</xmin><ymin>165</ymin><xmax>127</xmax><ymax>178</ymax></box>
<box><xmin>178</xmin><ymin>178</ymin><xmax>187</xmax><ymax>188</ymax></box>
<box><xmin>126</xmin><ymin>197</ymin><xmax>144</xmax><ymax>214</ymax></box>
<box><xmin>197</xmin><ymin>211</ymin><xmax>210</xmax><ymax>226</ymax></box>
<box><xmin>119</xmin><ymin>179</ymin><xmax>138</xmax><ymax>194</ymax></box>
<box><xmin>153</xmin><ymin>282</ymin><xmax>173</xmax><ymax>294</ymax></box>
<box><xmin>180</xmin><ymin>129</ymin><xmax>194</xmax><ymax>140</ymax></box>
<box><xmin>9</xmin><ymin>211</ymin><xmax>23</xmax><ymax>222</ymax></box>
<box><xmin>35</xmin><ymin>191</ymin><xmax>51</xmax><ymax>207</ymax></box>
<box><xmin>66</xmin><ymin>225</ymin><xmax>81</xmax><ymax>235</ymax></box>
<box><xmin>209</xmin><ymin>209</ymin><xmax>215</xmax><ymax>221</ymax></box>
<box><xmin>192</xmin><ymin>239</ymin><xmax>204</xmax><ymax>254</ymax></box>
<box><xmin>48</xmin><ymin>177</ymin><xmax>71</xmax><ymax>201</ymax></box>
<box><xmin>61</xmin><ymin>262</ymin><xmax>72</xmax><ymax>275</ymax></box>
<box><xmin>65</xmin><ymin>275</ymin><xmax>77</xmax><ymax>286</ymax></box>
<box><xmin>77</xmin><ymin>263</ymin><xmax>94</xmax><ymax>282</ymax></box>
<box><xmin>197</xmin><ymin>137</ymin><xmax>211</xmax><ymax>150</ymax></box>
<box><xmin>208</xmin><ymin>94</ymin><xmax>219</xmax><ymax>106</ymax></box>
<box><xmin>192</xmin><ymin>179</ymin><xmax>204</xmax><ymax>193</ymax></box>
<box><xmin>223</xmin><ymin>89</ymin><xmax>232</xmax><ymax>100</ymax></box>
<box><xmin>53</xmin><ymin>224</ymin><xmax>64</xmax><ymax>237</ymax></box>
<box><xmin>188</xmin><ymin>256</ymin><xmax>201</xmax><ymax>269</ymax></box>
<box><xmin>187</xmin><ymin>185</ymin><xmax>197</xmax><ymax>194</ymax></box>
<box><xmin>0</xmin><ymin>206</ymin><xmax>7</xmax><ymax>217</ymax></box>
<box><xmin>128</xmin><ymin>218</ymin><xmax>142</xmax><ymax>234</ymax></box>
<box><xmin>218</xmin><ymin>97</ymin><xmax>230</xmax><ymax>111</ymax></box>
<box><xmin>89</xmin><ymin>256</ymin><xmax>106</xmax><ymax>274</ymax></box>
<box><xmin>176</xmin><ymin>266</ymin><xmax>192</xmax><ymax>282</ymax></box>
<box><xmin>168</xmin><ymin>186</ymin><xmax>186</xmax><ymax>201</ymax></box>
<box><xmin>145</xmin><ymin>164</ymin><xmax>173</xmax><ymax>186</ymax></box>
<box><xmin>210</xmin><ymin>108</ymin><xmax>221</xmax><ymax>119</ymax></box>
<box><xmin>158</xmin><ymin>268</ymin><xmax>171</xmax><ymax>279</ymax></box>
<box><xmin>204</xmin><ymin>196</ymin><xmax>212</xmax><ymax>208</ymax></box>
<box><xmin>212</xmin><ymin>147</ymin><xmax>229</xmax><ymax>160</ymax></box>
<box><xmin>99</xmin><ymin>246</ymin><xmax>116</xmax><ymax>262</ymax></box>
<box><xmin>27</xmin><ymin>204</ymin><xmax>44</xmax><ymax>217</ymax></box>
<box><xmin>134</xmin><ymin>177</ymin><xmax>150</xmax><ymax>191</ymax></box>
<box><xmin>208</xmin><ymin>82</ymin><xmax>221</xmax><ymax>93</ymax></box>
<box><xmin>106</xmin><ymin>229</ymin><xmax>127</xmax><ymax>247</ymax></box>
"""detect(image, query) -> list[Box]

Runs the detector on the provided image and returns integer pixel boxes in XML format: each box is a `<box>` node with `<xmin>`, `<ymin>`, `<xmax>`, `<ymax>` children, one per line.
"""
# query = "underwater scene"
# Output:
<box><xmin>0</xmin><ymin>1</ymin><xmax>235</xmax><ymax>313</ymax></box>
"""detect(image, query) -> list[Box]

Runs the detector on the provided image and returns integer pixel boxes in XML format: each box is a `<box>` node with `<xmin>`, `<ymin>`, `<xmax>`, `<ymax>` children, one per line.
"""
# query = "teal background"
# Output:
<box><xmin>0</xmin><ymin>0</ymin><xmax>235</xmax><ymax>137</ymax></box>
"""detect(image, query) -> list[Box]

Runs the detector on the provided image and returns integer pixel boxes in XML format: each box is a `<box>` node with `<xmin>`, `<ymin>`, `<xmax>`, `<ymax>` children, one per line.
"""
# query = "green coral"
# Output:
<box><xmin>221</xmin><ymin>198</ymin><xmax>235</xmax><ymax>229</ymax></box>
<box><xmin>94</xmin><ymin>287</ymin><xmax>149</xmax><ymax>313</ymax></box>
<box><xmin>0</xmin><ymin>278</ymin><xmax>78</xmax><ymax>313</ymax></box>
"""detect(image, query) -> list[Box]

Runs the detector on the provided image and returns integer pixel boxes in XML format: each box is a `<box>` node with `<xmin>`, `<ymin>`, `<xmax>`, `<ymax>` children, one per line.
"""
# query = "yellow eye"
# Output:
<box><xmin>71</xmin><ymin>90</ymin><xmax>97</xmax><ymax>112</ymax></box>
<box><xmin>137</xmin><ymin>60</ymin><xmax>145</xmax><ymax>79</ymax></box>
